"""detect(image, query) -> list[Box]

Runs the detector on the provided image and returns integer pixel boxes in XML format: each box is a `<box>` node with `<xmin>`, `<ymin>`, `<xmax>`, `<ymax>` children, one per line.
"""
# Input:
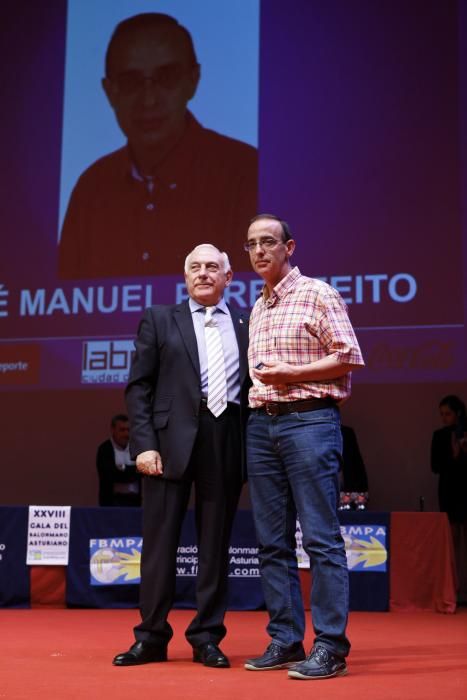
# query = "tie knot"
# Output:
<box><xmin>204</xmin><ymin>306</ymin><xmax>217</xmax><ymax>325</ymax></box>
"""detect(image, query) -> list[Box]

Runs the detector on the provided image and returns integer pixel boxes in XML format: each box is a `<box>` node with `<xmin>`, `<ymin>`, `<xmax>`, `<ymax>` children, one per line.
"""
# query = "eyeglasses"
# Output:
<box><xmin>109</xmin><ymin>64</ymin><xmax>190</xmax><ymax>95</ymax></box>
<box><xmin>243</xmin><ymin>237</ymin><xmax>283</xmax><ymax>252</ymax></box>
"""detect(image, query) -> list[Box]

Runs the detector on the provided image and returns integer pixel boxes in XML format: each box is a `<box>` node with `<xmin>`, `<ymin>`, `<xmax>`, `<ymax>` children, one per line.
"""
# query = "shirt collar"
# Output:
<box><xmin>262</xmin><ymin>266</ymin><xmax>302</xmax><ymax>306</ymax></box>
<box><xmin>111</xmin><ymin>438</ymin><xmax>129</xmax><ymax>452</ymax></box>
<box><xmin>189</xmin><ymin>297</ymin><xmax>228</xmax><ymax>314</ymax></box>
<box><xmin>126</xmin><ymin>111</ymin><xmax>202</xmax><ymax>186</ymax></box>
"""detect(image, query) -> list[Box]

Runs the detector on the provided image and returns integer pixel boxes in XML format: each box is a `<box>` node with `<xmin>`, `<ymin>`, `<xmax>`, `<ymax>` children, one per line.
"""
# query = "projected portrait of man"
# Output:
<box><xmin>58</xmin><ymin>13</ymin><xmax>257</xmax><ymax>279</ymax></box>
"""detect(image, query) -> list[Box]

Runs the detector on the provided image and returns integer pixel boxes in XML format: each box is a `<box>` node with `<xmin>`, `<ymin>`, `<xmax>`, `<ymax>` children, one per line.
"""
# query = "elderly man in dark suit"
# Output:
<box><xmin>113</xmin><ymin>243</ymin><xmax>249</xmax><ymax>669</ymax></box>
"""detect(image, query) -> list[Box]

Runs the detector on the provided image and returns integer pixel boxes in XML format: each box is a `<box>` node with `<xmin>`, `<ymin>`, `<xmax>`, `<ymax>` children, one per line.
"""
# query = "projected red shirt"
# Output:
<box><xmin>58</xmin><ymin>113</ymin><xmax>257</xmax><ymax>279</ymax></box>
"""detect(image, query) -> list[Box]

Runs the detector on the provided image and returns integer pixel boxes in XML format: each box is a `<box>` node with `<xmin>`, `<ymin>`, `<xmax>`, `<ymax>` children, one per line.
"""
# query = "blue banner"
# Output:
<box><xmin>0</xmin><ymin>506</ymin><xmax>30</xmax><ymax>607</ymax></box>
<box><xmin>66</xmin><ymin>508</ymin><xmax>389</xmax><ymax>611</ymax></box>
<box><xmin>339</xmin><ymin>511</ymin><xmax>390</xmax><ymax>611</ymax></box>
<box><xmin>66</xmin><ymin>507</ymin><xmax>142</xmax><ymax>608</ymax></box>
<box><xmin>67</xmin><ymin>508</ymin><xmax>265</xmax><ymax>610</ymax></box>
<box><xmin>0</xmin><ymin>506</ymin><xmax>389</xmax><ymax>611</ymax></box>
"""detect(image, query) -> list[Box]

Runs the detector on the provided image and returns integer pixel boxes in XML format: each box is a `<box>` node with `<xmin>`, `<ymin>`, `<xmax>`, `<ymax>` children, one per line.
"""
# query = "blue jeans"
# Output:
<box><xmin>247</xmin><ymin>407</ymin><xmax>350</xmax><ymax>658</ymax></box>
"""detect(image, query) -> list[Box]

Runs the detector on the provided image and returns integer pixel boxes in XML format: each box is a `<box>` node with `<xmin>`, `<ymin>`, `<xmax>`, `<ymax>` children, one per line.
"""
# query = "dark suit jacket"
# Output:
<box><xmin>431</xmin><ymin>426</ymin><xmax>467</xmax><ymax>522</ymax></box>
<box><xmin>341</xmin><ymin>425</ymin><xmax>369</xmax><ymax>492</ymax></box>
<box><xmin>125</xmin><ymin>300</ymin><xmax>250</xmax><ymax>481</ymax></box>
<box><xmin>96</xmin><ymin>439</ymin><xmax>141</xmax><ymax>506</ymax></box>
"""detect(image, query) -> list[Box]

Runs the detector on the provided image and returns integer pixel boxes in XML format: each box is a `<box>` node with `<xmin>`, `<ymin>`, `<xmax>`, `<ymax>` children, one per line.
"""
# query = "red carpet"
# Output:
<box><xmin>1</xmin><ymin>609</ymin><xmax>466</xmax><ymax>699</ymax></box>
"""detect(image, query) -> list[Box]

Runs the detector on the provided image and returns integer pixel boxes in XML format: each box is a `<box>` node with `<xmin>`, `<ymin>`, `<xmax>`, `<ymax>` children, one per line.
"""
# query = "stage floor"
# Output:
<box><xmin>1</xmin><ymin>609</ymin><xmax>466</xmax><ymax>699</ymax></box>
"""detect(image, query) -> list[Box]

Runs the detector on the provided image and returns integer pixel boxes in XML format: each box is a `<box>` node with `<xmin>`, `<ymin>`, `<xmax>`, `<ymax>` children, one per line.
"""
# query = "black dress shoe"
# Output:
<box><xmin>112</xmin><ymin>641</ymin><xmax>168</xmax><ymax>666</ymax></box>
<box><xmin>193</xmin><ymin>642</ymin><xmax>230</xmax><ymax>668</ymax></box>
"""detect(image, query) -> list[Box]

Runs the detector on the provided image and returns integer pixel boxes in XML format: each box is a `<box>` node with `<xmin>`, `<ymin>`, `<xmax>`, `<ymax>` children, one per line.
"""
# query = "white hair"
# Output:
<box><xmin>184</xmin><ymin>244</ymin><xmax>231</xmax><ymax>273</ymax></box>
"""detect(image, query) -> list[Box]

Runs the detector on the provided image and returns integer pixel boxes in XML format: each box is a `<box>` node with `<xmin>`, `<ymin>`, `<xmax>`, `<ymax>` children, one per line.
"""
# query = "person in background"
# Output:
<box><xmin>431</xmin><ymin>394</ymin><xmax>467</xmax><ymax>603</ymax></box>
<box><xmin>96</xmin><ymin>413</ymin><xmax>141</xmax><ymax>507</ymax></box>
<box><xmin>339</xmin><ymin>424</ymin><xmax>369</xmax><ymax>510</ymax></box>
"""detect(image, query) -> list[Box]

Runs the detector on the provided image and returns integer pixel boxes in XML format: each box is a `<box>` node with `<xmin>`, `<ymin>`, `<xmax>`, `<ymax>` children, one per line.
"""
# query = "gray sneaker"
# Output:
<box><xmin>288</xmin><ymin>645</ymin><xmax>347</xmax><ymax>680</ymax></box>
<box><xmin>245</xmin><ymin>641</ymin><xmax>305</xmax><ymax>670</ymax></box>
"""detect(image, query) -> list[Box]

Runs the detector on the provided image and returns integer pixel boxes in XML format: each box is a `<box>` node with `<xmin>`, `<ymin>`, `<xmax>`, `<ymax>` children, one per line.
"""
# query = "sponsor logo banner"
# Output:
<box><xmin>81</xmin><ymin>340</ymin><xmax>134</xmax><ymax>384</ymax></box>
<box><xmin>90</xmin><ymin>537</ymin><xmax>142</xmax><ymax>585</ymax></box>
<box><xmin>0</xmin><ymin>344</ymin><xmax>40</xmax><ymax>385</ymax></box>
<box><xmin>296</xmin><ymin>521</ymin><xmax>388</xmax><ymax>572</ymax></box>
<box><xmin>89</xmin><ymin>539</ymin><xmax>260</xmax><ymax>585</ymax></box>
<box><xmin>89</xmin><ymin>521</ymin><xmax>388</xmax><ymax>585</ymax></box>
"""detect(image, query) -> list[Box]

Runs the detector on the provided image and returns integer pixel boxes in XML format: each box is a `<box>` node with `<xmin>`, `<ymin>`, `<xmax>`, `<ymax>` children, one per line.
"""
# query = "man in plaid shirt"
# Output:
<box><xmin>243</xmin><ymin>214</ymin><xmax>364</xmax><ymax>680</ymax></box>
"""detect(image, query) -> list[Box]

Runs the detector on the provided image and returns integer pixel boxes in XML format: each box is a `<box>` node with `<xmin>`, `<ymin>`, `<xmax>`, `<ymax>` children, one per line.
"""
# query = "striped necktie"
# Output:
<box><xmin>204</xmin><ymin>306</ymin><xmax>227</xmax><ymax>417</ymax></box>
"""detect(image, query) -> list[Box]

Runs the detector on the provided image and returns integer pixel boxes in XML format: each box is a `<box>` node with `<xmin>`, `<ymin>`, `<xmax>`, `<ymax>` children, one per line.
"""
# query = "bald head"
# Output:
<box><xmin>101</xmin><ymin>12</ymin><xmax>201</xmax><ymax>168</ymax></box>
<box><xmin>184</xmin><ymin>244</ymin><xmax>231</xmax><ymax>273</ymax></box>
<box><xmin>184</xmin><ymin>244</ymin><xmax>232</xmax><ymax>306</ymax></box>
<box><xmin>105</xmin><ymin>13</ymin><xmax>198</xmax><ymax>78</ymax></box>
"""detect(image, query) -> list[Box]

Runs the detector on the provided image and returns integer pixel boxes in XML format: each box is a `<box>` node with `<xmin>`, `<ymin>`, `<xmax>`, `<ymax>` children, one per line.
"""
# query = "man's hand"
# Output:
<box><xmin>253</xmin><ymin>355</ymin><xmax>361</xmax><ymax>386</ymax></box>
<box><xmin>253</xmin><ymin>361</ymin><xmax>295</xmax><ymax>386</ymax></box>
<box><xmin>136</xmin><ymin>450</ymin><xmax>164</xmax><ymax>476</ymax></box>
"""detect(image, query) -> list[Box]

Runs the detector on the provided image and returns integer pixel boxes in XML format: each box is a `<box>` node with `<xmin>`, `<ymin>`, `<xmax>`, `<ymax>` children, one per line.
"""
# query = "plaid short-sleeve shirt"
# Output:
<box><xmin>248</xmin><ymin>267</ymin><xmax>364</xmax><ymax>407</ymax></box>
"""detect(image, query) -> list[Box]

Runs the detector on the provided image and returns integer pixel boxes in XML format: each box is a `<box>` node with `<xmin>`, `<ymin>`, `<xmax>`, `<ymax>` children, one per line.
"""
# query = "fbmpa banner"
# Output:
<box><xmin>296</xmin><ymin>520</ymin><xmax>388</xmax><ymax>572</ymax></box>
<box><xmin>66</xmin><ymin>507</ymin><xmax>264</xmax><ymax>609</ymax></box>
<box><xmin>67</xmin><ymin>508</ymin><xmax>389</xmax><ymax>610</ymax></box>
<box><xmin>89</xmin><ymin>537</ymin><xmax>260</xmax><ymax>586</ymax></box>
<box><xmin>90</xmin><ymin>537</ymin><xmax>142</xmax><ymax>585</ymax></box>
<box><xmin>87</xmin><ymin>513</ymin><xmax>263</xmax><ymax>615</ymax></box>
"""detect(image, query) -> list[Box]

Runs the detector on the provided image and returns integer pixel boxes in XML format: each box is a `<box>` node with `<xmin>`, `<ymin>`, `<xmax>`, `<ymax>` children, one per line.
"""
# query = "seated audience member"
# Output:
<box><xmin>431</xmin><ymin>394</ymin><xmax>467</xmax><ymax>603</ymax></box>
<box><xmin>339</xmin><ymin>425</ymin><xmax>369</xmax><ymax>510</ymax></box>
<box><xmin>97</xmin><ymin>414</ymin><xmax>141</xmax><ymax>506</ymax></box>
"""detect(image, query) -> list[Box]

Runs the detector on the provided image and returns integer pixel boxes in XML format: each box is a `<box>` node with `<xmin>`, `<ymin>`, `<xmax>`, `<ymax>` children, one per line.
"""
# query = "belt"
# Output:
<box><xmin>254</xmin><ymin>398</ymin><xmax>336</xmax><ymax>417</ymax></box>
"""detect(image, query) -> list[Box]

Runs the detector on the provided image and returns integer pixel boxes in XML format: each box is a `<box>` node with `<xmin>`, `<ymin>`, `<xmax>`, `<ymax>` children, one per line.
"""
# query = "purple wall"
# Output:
<box><xmin>1</xmin><ymin>0</ymin><xmax>466</xmax><ymax>511</ymax></box>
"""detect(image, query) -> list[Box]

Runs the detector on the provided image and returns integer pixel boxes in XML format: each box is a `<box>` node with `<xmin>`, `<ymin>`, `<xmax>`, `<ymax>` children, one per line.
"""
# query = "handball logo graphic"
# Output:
<box><xmin>90</xmin><ymin>547</ymin><xmax>141</xmax><ymax>584</ymax></box>
<box><xmin>342</xmin><ymin>532</ymin><xmax>387</xmax><ymax>571</ymax></box>
<box><xmin>296</xmin><ymin>521</ymin><xmax>387</xmax><ymax>572</ymax></box>
<box><xmin>90</xmin><ymin>548</ymin><xmax>123</xmax><ymax>584</ymax></box>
